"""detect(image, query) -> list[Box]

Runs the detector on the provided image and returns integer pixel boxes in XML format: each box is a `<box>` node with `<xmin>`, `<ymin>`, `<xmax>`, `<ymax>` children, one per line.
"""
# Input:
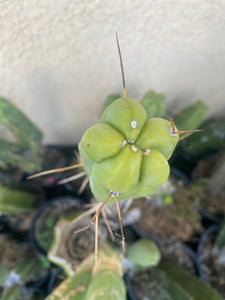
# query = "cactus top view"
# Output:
<box><xmin>79</xmin><ymin>98</ymin><xmax>179</xmax><ymax>206</ymax></box>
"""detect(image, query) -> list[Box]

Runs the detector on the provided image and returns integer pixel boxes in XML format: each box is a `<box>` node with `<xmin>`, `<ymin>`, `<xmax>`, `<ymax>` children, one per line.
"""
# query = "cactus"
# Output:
<box><xmin>100</xmin><ymin>94</ymin><xmax>121</xmax><ymax>118</ymax></box>
<box><xmin>79</xmin><ymin>97</ymin><xmax>179</xmax><ymax>206</ymax></box>
<box><xmin>126</xmin><ymin>239</ymin><xmax>161</xmax><ymax>269</ymax></box>
<box><xmin>140</xmin><ymin>90</ymin><xmax>166</xmax><ymax>119</ymax></box>
<box><xmin>0</xmin><ymin>184</ymin><xmax>37</xmax><ymax>215</ymax></box>
<box><xmin>86</xmin><ymin>246</ymin><xmax>126</xmax><ymax>300</ymax></box>
<box><xmin>0</xmin><ymin>97</ymin><xmax>45</xmax><ymax>173</ymax></box>
<box><xmin>172</xmin><ymin>101</ymin><xmax>207</xmax><ymax>131</ymax></box>
<box><xmin>0</xmin><ymin>97</ymin><xmax>43</xmax><ymax>149</ymax></box>
<box><xmin>48</xmin><ymin>213</ymin><xmax>107</xmax><ymax>276</ymax></box>
<box><xmin>180</xmin><ymin>116</ymin><xmax>225</xmax><ymax>158</ymax></box>
<box><xmin>46</xmin><ymin>246</ymin><xmax>126</xmax><ymax>300</ymax></box>
<box><xmin>0</xmin><ymin>140</ymin><xmax>21</xmax><ymax>167</ymax></box>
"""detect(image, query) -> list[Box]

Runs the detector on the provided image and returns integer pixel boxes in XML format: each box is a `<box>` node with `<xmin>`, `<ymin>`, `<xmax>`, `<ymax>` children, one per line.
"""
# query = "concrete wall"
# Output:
<box><xmin>1</xmin><ymin>0</ymin><xmax>225</xmax><ymax>144</ymax></box>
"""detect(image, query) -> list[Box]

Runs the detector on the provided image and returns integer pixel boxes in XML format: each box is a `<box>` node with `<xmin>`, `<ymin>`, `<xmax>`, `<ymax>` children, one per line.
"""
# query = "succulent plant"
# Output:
<box><xmin>0</xmin><ymin>97</ymin><xmax>43</xmax><ymax>171</ymax></box>
<box><xmin>0</xmin><ymin>184</ymin><xmax>37</xmax><ymax>215</ymax></box>
<box><xmin>79</xmin><ymin>96</ymin><xmax>179</xmax><ymax>206</ymax></box>
<box><xmin>46</xmin><ymin>245</ymin><xmax>126</xmax><ymax>300</ymax></box>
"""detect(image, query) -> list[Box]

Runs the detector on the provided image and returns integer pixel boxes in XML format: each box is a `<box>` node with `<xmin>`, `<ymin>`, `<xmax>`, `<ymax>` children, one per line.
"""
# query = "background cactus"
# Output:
<box><xmin>140</xmin><ymin>90</ymin><xmax>166</xmax><ymax>119</ymax></box>
<box><xmin>0</xmin><ymin>97</ymin><xmax>43</xmax><ymax>171</ymax></box>
<box><xmin>0</xmin><ymin>184</ymin><xmax>37</xmax><ymax>215</ymax></box>
<box><xmin>126</xmin><ymin>239</ymin><xmax>161</xmax><ymax>269</ymax></box>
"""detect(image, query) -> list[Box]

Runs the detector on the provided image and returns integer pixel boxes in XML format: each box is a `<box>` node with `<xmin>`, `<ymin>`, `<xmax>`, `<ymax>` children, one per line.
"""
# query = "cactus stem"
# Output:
<box><xmin>115</xmin><ymin>193</ymin><xmax>126</xmax><ymax>254</ymax></box>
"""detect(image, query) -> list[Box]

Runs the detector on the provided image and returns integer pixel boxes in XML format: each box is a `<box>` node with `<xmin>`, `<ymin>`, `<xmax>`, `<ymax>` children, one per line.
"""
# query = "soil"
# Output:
<box><xmin>130</xmin><ymin>268</ymin><xmax>172</xmax><ymax>300</ymax></box>
<box><xmin>0</xmin><ymin>235</ymin><xmax>31</xmax><ymax>268</ymax></box>
<box><xmin>199</xmin><ymin>235</ymin><xmax>225</xmax><ymax>296</ymax></box>
<box><xmin>133</xmin><ymin>179</ymin><xmax>202</xmax><ymax>241</ymax></box>
<box><xmin>192</xmin><ymin>153</ymin><xmax>225</xmax><ymax>217</ymax></box>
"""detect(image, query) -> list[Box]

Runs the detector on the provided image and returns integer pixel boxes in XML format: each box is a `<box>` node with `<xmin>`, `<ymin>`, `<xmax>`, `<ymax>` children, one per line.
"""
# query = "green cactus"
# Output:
<box><xmin>100</xmin><ymin>94</ymin><xmax>121</xmax><ymax>118</ymax></box>
<box><xmin>172</xmin><ymin>100</ymin><xmax>207</xmax><ymax>131</ymax></box>
<box><xmin>177</xmin><ymin>115</ymin><xmax>225</xmax><ymax>158</ymax></box>
<box><xmin>0</xmin><ymin>97</ymin><xmax>43</xmax><ymax>149</ymax></box>
<box><xmin>126</xmin><ymin>239</ymin><xmax>161</xmax><ymax>269</ymax></box>
<box><xmin>140</xmin><ymin>90</ymin><xmax>166</xmax><ymax>118</ymax></box>
<box><xmin>86</xmin><ymin>246</ymin><xmax>126</xmax><ymax>300</ymax></box>
<box><xmin>0</xmin><ymin>184</ymin><xmax>37</xmax><ymax>215</ymax></box>
<box><xmin>46</xmin><ymin>246</ymin><xmax>125</xmax><ymax>300</ymax></box>
<box><xmin>79</xmin><ymin>97</ymin><xmax>179</xmax><ymax>205</ymax></box>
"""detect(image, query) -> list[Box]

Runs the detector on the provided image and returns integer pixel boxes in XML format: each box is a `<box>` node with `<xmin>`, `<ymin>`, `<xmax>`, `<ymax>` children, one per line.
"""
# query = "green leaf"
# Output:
<box><xmin>0</xmin><ymin>184</ymin><xmax>36</xmax><ymax>215</ymax></box>
<box><xmin>140</xmin><ymin>90</ymin><xmax>166</xmax><ymax>118</ymax></box>
<box><xmin>0</xmin><ymin>97</ymin><xmax>43</xmax><ymax>149</ymax></box>
<box><xmin>126</xmin><ymin>239</ymin><xmax>161</xmax><ymax>268</ymax></box>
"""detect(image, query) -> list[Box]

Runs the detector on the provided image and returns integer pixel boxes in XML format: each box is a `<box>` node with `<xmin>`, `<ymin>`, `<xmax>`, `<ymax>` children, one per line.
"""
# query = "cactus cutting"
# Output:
<box><xmin>27</xmin><ymin>33</ymin><xmax>202</xmax><ymax>265</ymax></box>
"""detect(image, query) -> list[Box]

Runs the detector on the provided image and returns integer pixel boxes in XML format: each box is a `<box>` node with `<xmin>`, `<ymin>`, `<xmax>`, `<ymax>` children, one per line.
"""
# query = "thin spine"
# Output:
<box><xmin>94</xmin><ymin>202</ymin><xmax>100</xmax><ymax>272</ymax></box>
<box><xmin>102</xmin><ymin>207</ymin><xmax>115</xmax><ymax>242</ymax></box>
<box><xmin>75</xmin><ymin>192</ymin><xmax>113</xmax><ymax>234</ymax></box>
<box><xmin>115</xmin><ymin>193</ymin><xmax>125</xmax><ymax>254</ymax></box>
<box><xmin>169</xmin><ymin>117</ymin><xmax>203</xmax><ymax>135</ymax></box>
<box><xmin>57</xmin><ymin>172</ymin><xmax>86</xmax><ymax>185</ymax></box>
<box><xmin>116</xmin><ymin>32</ymin><xmax>126</xmax><ymax>98</ymax></box>
<box><xmin>77</xmin><ymin>176</ymin><xmax>89</xmax><ymax>195</ymax></box>
<box><xmin>27</xmin><ymin>163</ymin><xmax>83</xmax><ymax>179</ymax></box>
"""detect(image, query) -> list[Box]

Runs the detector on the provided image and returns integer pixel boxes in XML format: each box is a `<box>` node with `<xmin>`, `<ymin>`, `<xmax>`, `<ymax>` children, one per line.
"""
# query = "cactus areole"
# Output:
<box><xmin>78</xmin><ymin>97</ymin><xmax>179</xmax><ymax>206</ymax></box>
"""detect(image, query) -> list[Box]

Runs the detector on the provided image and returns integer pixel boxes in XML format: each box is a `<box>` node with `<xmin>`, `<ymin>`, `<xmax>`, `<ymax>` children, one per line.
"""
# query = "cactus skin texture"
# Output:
<box><xmin>79</xmin><ymin>97</ymin><xmax>179</xmax><ymax>205</ymax></box>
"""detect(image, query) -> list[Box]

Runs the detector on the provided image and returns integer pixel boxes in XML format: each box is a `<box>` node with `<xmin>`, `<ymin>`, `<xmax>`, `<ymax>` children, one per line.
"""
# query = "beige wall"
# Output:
<box><xmin>1</xmin><ymin>0</ymin><xmax>225</xmax><ymax>144</ymax></box>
